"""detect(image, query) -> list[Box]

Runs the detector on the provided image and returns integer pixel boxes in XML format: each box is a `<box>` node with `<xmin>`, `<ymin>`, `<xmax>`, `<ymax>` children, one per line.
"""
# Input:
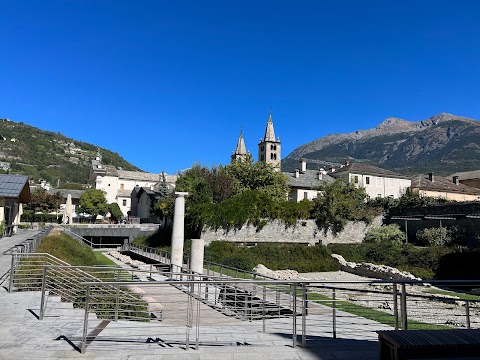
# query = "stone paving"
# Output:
<box><xmin>0</xmin><ymin>230</ymin><xmax>392</xmax><ymax>360</ymax></box>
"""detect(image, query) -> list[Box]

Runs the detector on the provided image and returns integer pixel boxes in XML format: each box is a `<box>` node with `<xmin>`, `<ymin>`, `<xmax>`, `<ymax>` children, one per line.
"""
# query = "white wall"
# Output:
<box><xmin>349</xmin><ymin>173</ymin><xmax>411</xmax><ymax>199</ymax></box>
<box><xmin>289</xmin><ymin>188</ymin><xmax>318</xmax><ymax>202</ymax></box>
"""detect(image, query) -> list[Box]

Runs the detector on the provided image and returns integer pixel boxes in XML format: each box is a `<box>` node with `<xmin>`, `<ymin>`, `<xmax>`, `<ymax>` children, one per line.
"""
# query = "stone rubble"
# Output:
<box><xmin>331</xmin><ymin>253</ymin><xmax>421</xmax><ymax>281</ymax></box>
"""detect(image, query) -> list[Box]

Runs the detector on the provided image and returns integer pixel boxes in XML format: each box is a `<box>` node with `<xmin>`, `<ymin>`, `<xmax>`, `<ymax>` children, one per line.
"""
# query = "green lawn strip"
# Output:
<box><xmin>307</xmin><ymin>292</ymin><xmax>451</xmax><ymax>330</ymax></box>
<box><xmin>425</xmin><ymin>288</ymin><xmax>480</xmax><ymax>302</ymax></box>
<box><xmin>205</xmin><ymin>263</ymin><xmax>254</xmax><ymax>279</ymax></box>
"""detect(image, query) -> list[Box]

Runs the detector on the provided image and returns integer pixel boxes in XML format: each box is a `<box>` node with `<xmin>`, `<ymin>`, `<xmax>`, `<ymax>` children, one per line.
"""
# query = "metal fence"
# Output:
<box><xmin>5</xmin><ymin>239</ymin><xmax>480</xmax><ymax>354</ymax></box>
<box><xmin>75</xmin><ymin>277</ymin><xmax>480</xmax><ymax>353</ymax></box>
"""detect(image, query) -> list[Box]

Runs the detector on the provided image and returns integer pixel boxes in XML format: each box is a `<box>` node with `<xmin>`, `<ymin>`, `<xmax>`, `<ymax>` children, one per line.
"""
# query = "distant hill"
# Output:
<box><xmin>282</xmin><ymin>113</ymin><xmax>480</xmax><ymax>176</ymax></box>
<box><xmin>0</xmin><ymin>118</ymin><xmax>140</xmax><ymax>184</ymax></box>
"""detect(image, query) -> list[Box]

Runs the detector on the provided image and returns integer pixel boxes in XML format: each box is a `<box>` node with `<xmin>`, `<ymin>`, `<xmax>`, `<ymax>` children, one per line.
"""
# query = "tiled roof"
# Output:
<box><xmin>283</xmin><ymin>170</ymin><xmax>335</xmax><ymax>190</ymax></box>
<box><xmin>330</xmin><ymin>163</ymin><xmax>410</xmax><ymax>179</ymax></box>
<box><xmin>117</xmin><ymin>189</ymin><xmax>133</xmax><ymax>198</ymax></box>
<box><xmin>450</xmin><ymin>170</ymin><xmax>480</xmax><ymax>181</ymax></box>
<box><xmin>411</xmin><ymin>174</ymin><xmax>480</xmax><ymax>195</ymax></box>
<box><xmin>117</xmin><ymin>170</ymin><xmax>160</xmax><ymax>182</ymax></box>
<box><xmin>0</xmin><ymin>174</ymin><xmax>30</xmax><ymax>202</ymax></box>
<box><xmin>48</xmin><ymin>189</ymin><xmax>85</xmax><ymax>199</ymax></box>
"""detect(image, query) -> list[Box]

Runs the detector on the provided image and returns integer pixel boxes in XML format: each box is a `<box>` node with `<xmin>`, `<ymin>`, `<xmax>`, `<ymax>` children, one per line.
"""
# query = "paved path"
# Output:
<box><xmin>0</xmin><ymin>230</ymin><xmax>389</xmax><ymax>359</ymax></box>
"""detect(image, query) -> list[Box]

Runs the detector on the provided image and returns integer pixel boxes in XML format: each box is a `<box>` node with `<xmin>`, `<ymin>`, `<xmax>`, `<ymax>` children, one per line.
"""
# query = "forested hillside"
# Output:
<box><xmin>0</xmin><ymin>118</ymin><xmax>140</xmax><ymax>184</ymax></box>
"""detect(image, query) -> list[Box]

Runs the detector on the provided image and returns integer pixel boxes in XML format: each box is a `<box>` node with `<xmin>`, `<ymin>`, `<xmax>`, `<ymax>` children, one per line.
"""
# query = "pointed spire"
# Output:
<box><xmin>235</xmin><ymin>130</ymin><xmax>247</xmax><ymax>155</ymax></box>
<box><xmin>264</xmin><ymin>112</ymin><xmax>276</xmax><ymax>142</ymax></box>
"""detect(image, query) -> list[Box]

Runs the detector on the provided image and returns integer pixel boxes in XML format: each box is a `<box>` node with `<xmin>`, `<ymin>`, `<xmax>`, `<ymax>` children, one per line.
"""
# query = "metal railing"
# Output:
<box><xmin>58</xmin><ymin>225</ymin><xmax>123</xmax><ymax>249</ymax></box>
<box><xmin>2</xmin><ymin>227</ymin><xmax>52</xmax><ymax>256</ymax></box>
<box><xmin>75</xmin><ymin>278</ymin><xmax>480</xmax><ymax>353</ymax></box>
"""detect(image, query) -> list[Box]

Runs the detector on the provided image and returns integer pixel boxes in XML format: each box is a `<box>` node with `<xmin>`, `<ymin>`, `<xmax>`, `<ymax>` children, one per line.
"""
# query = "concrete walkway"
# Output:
<box><xmin>0</xmin><ymin>230</ymin><xmax>387</xmax><ymax>359</ymax></box>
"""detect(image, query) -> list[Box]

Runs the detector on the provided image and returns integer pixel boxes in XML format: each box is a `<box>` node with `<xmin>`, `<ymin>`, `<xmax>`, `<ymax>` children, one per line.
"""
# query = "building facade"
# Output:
<box><xmin>89</xmin><ymin>156</ymin><xmax>177</xmax><ymax>217</ymax></box>
<box><xmin>329</xmin><ymin>163</ymin><xmax>411</xmax><ymax>199</ymax></box>
<box><xmin>411</xmin><ymin>173</ymin><xmax>480</xmax><ymax>201</ymax></box>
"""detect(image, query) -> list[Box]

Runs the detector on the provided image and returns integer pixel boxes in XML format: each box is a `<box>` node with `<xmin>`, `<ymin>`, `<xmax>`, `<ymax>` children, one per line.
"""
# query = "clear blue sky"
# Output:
<box><xmin>1</xmin><ymin>1</ymin><xmax>480</xmax><ymax>174</ymax></box>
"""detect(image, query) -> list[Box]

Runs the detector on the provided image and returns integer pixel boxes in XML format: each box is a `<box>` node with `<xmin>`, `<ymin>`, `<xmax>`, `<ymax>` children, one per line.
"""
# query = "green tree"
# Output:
<box><xmin>26</xmin><ymin>188</ymin><xmax>62</xmax><ymax>212</ymax></box>
<box><xmin>58</xmin><ymin>182</ymin><xmax>85</xmax><ymax>190</ymax></box>
<box><xmin>108</xmin><ymin>203</ymin><xmax>124</xmax><ymax>223</ymax></box>
<box><xmin>152</xmin><ymin>172</ymin><xmax>175</xmax><ymax>220</ymax></box>
<box><xmin>79</xmin><ymin>189</ymin><xmax>108</xmax><ymax>220</ymax></box>
<box><xmin>364</xmin><ymin>224</ymin><xmax>404</xmax><ymax>247</ymax></box>
<box><xmin>225</xmin><ymin>159</ymin><xmax>289</xmax><ymax>201</ymax></box>
<box><xmin>311</xmin><ymin>180</ymin><xmax>378</xmax><ymax>235</ymax></box>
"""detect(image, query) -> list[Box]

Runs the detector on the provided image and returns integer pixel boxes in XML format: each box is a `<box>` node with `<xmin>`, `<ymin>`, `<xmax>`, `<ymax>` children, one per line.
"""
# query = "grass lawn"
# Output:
<box><xmin>307</xmin><ymin>292</ymin><xmax>451</xmax><ymax>330</ymax></box>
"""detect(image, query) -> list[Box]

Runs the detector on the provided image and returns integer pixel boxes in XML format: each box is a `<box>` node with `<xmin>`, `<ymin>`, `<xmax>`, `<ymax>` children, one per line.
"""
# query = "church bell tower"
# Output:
<box><xmin>258</xmin><ymin>113</ymin><xmax>281</xmax><ymax>170</ymax></box>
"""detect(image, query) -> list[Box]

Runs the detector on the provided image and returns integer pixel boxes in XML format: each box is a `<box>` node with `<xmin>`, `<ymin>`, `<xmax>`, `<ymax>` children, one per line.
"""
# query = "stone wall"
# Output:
<box><xmin>201</xmin><ymin>216</ymin><xmax>383</xmax><ymax>246</ymax></box>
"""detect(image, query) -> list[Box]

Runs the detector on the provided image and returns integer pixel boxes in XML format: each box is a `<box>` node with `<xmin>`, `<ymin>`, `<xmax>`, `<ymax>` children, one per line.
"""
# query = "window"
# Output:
<box><xmin>123</xmin><ymin>199</ymin><xmax>127</xmax><ymax>206</ymax></box>
<box><xmin>389</xmin><ymin>178</ymin><xmax>394</xmax><ymax>188</ymax></box>
<box><xmin>376</xmin><ymin>177</ymin><xmax>382</xmax><ymax>187</ymax></box>
<box><xmin>304</xmin><ymin>192</ymin><xmax>308</xmax><ymax>200</ymax></box>
<box><xmin>378</xmin><ymin>194</ymin><xmax>382</xmax><ymax>197</ymax></box>
<box><xmin>354</xmin><ymin>175</ymin><xmax>359</xmax><ymax>184</ymax></box>
<box><xmin>273</xmin><ymin>145</ymin><xmax>277</xmax><ymax>150</ymax></box>
<box><xmin>271</xmin><ymin>153</ymin><xmax>274</xmax><ymax>159</ymax></box>
<box><xmin>365</xmin><ymin>176</ymin><xmax>370</xmax><ymax>185</ymax></box>
<box><xmin>274</xmin><ymin>153</ymin><xmax>277</xmax><ymax>160</ymax></box>
<box><xmin>120</xmin><ymin>183</ymin><xmax>124</xmax><ymax>190</ymax></box>
<box><xmin>270</xmin><ymin>145</ymin><xmax>274</xmax><ymax>150</ymax></box>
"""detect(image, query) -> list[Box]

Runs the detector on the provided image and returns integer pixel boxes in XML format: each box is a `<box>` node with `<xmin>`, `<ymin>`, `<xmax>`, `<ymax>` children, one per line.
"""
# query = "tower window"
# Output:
<box><xmin>273</xmin><ymin>145</ymin><xmax>276</xmax><ymax>150</ymax></box>
<box><xmin>270</xmin><ymin>145</ymin><xmax>274</xmax><ymax>150</ymax></box>
<box><xmin>261</xmin><ymin>146</ymin><xmax>264</xmax><ymax>151</ymax></box>
<box><xmin>274</xmin><ymin>154</ymin><xmax>277</xmax><ymax>160</ymax></box>
<box><xmin>271</xmin><ymin>153</ymin><xmax>274</xmax><ymax>159</ymax></box>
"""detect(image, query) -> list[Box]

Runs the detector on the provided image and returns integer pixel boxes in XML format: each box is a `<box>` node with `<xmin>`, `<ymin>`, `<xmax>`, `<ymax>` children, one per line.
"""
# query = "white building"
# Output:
<box><xmin>283</xmin><ymin>159</ymin><xmax>335</xmax><ymax>202</ymax></box>
<box><xmin>89</xmin><ymin>157</ymin><xmax>177</xmax><ymax>217</ymax></box>
<box><xmin>329</xmin><ymin>162</ymin><xmax>411</xmax><ymax>199</ymax></box>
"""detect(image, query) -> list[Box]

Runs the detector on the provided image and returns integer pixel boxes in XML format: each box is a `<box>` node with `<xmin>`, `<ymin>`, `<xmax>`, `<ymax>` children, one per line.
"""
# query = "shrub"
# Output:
<box><xmin>204</xmin><ymin>241</ymin><xmax>340</xmax><ymax>273</ymax></box>
<box><xmin>416</xmin><ymin>227</ymin><xmax>452</xmax><ymax>246</ymax></box>
<box><xmin>364</xmin><ymin>224</ymin><xmax>404</xmax><ymax>247</ymax></box>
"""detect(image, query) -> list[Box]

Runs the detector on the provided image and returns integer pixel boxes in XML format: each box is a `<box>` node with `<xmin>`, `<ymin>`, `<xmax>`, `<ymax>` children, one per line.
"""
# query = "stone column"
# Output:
<box><xmin>171</xmin><ymin>192</ymin><xmax>189</xmax><ymax>273</ymax></box>
<box><xmin>190</xmin><ymin>238</ymin><xmax>205</xmax><ymax>275</ymax></box>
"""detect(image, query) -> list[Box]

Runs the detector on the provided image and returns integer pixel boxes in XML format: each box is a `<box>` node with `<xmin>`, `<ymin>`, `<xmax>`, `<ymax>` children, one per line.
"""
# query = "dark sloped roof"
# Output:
<box><xmin>412</xmin><ymin>174</ymin><xmax>480</xmax><ymax>195</ymax></box>
<box><xmin>0</xmin><ymin>174</ymin><xmax>30</xmax><ymax>202</ymax></box>
<box><xmin>48</xmin><ymin>189</ymin><xmax>85</xmax><ymax>199</ymax></box>
<box><xmin>450</xmin><ymin>170</ymin><xmax>480</xmax><ymax>181</ymax></box>
<box><xmin>330</xmin><ymin>163</ymin><xmax>410</xmax><ymax>179</ymax></box>
<box><xmin>283</xmin><ymin>170</ymin><xmax>335</xmax><ymax>190</ymax></box>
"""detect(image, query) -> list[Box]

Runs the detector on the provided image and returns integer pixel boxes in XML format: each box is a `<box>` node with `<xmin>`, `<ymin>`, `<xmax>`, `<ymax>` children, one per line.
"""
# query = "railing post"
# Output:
<box><xmin>186</xmin><ymin>283</ymin><xmax>193</xmax><ymax>351</ymax></box>
<box><xmin>292</xmin><ymin>283</ymin><xmax>297</xmax><ymax>348</ymax></box>
<box><xmin>115</xmin><ymin>285</ymin><xmax>119</xmax><ymax>322</ymax></box>
<box><xmin>8</xmin><ymin>254</ymin><xmax>15</xmax><ymax>293</ymax></box>
<box><xmin>466</xmin><ymin>300</ymin><xmax>471</xmax><ymax>329</ymax></box>
<box><xmin>401</xmin><ymin>283</ymin><xmax>408</xmax><ymax>330</ymax></box>
<box><xmin>39</xmin><ymin>266</ymin><xmax>48</xmax><ymax>320</ymax></box>
<box><xmin>393</xmin><ymin>284</ymin><xmax>398</xmax><ymax>330</ymax></box>
<box><xmin>81</xmin><ymin>285</ymin><xmax>91</xmax><ymax>354</ymax></box>
<box><xmin>195</xmin><ymin>282</ymin><xmax>201</xmax><ymax>350</ymax></box>
<box><xmin>302</xmin><ymin>283</ymin><xmax>307</xmax><ymax>348</ymax></box>
<box><xmin>262</xmin><ymin>285</ymin><xmax>266</xmax><ymax>333</ymax></box>
<box><xmin>332</xmin><ymin>288</ymin><xmax>337</xmax><ymax>339</ymax></box>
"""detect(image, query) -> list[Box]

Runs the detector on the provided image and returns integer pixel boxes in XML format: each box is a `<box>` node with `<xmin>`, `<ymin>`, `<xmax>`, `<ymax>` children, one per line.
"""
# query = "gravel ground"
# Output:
<box><xmin>294</xmin><ymin>271</ymin><xmax>480</xmax><ymax>329</ymax></box>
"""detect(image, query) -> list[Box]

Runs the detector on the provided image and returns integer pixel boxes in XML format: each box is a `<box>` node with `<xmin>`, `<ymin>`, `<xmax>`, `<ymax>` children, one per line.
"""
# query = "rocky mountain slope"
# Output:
<box><xmin>0</xmin><ymin>118</ymin><xmax>140</xmax><ymax>184</ymax></box>
<box><xmin>282</xmin><ymin>113</ymin><xmax>480</xmax><ymax>176</ymax></box>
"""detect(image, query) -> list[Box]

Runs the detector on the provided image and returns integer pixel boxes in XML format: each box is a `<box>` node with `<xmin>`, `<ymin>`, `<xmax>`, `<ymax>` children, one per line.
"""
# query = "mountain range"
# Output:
<box><xmin>0</xmin><ymin>118</ymin><xmax>140</xmax><ymax>185</ymax></box>
<box><xmin>1</xmin><ymin>112</ymin><xmax>479</xmax><ymax>185</ymax></box>
<box><xmin>282</xmin><ymin>113</ymin><xmax>480</xmax><ymax>176</ymax></box>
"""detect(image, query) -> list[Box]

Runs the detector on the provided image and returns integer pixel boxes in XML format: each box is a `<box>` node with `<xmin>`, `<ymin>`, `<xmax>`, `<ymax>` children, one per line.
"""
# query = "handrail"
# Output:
<box><xmin>76</xmin><ymin>278</ymin><xmax>480</xmax><ymax>353</ymax></box>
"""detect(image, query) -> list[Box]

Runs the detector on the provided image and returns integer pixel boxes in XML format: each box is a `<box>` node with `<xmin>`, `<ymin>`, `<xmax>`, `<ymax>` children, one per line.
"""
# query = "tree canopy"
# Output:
<box><xmin>311</xmin><ymin>180</ymin><xmax>381</xmax><ymax>235</ymax></box>
<box><xmin>79</xmin><ymin>189</ymin><xmax>108</xmax><ymax>220</ymax></box>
